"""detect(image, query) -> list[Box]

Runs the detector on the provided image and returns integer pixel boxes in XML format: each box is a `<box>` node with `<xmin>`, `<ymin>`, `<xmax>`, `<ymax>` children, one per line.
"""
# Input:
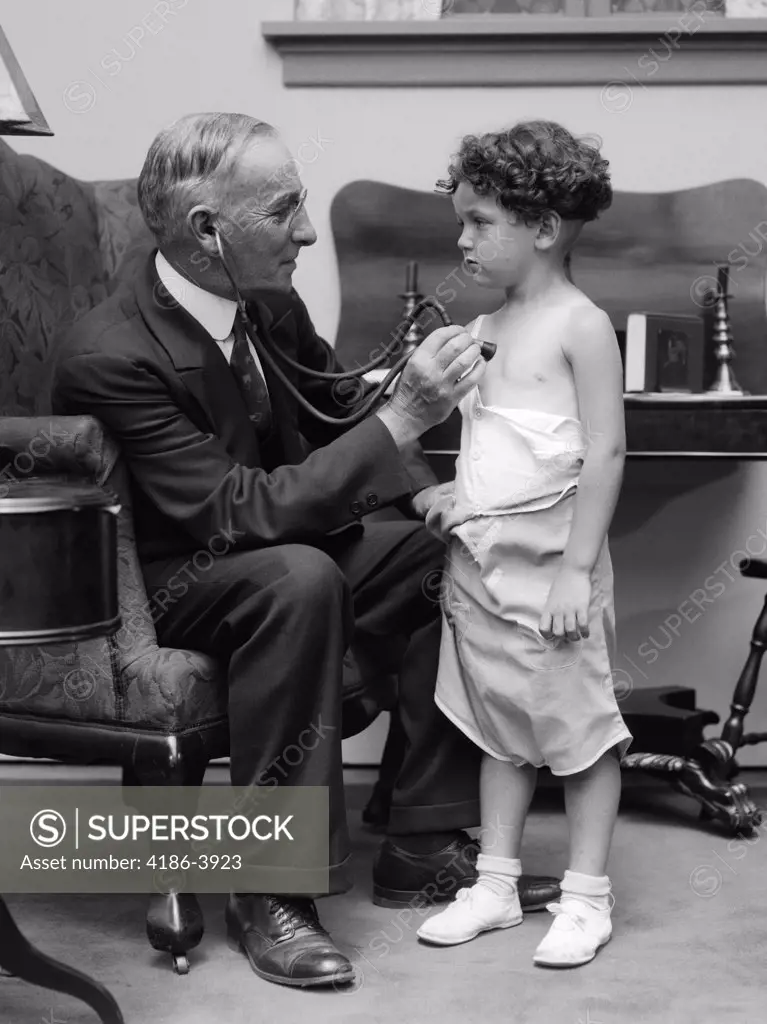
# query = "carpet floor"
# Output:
<box><xmin>1</xmin><ymin>772</ymin><xmax>765</xmax><ymax>1024</ymax></box>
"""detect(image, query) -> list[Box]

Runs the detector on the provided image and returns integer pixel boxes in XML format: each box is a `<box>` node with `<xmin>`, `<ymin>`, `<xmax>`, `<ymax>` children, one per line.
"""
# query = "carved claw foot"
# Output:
<box><xmin>673</xmin><ymin>760</ymin><xmax>760</xmax><ymax>833</ymax></box>
<box><xmin>621</xmin><ymin>751</ymin><xmax>761</xmax><ymax>834</ymax></box>
<box><xmin>693</xmin><ymin>739</ymin><xmax>737</xmax><ymax>781</ymax></box>
<box><xmin>146</xmin><ymin>893</ymin><xmax>204</xmax><ymax>974</ymax></box>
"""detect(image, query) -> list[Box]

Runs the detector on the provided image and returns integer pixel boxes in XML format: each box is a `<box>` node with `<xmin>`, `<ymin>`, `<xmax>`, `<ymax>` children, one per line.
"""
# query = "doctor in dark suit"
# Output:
<box><xmin>52</xmin><ymin>112</ymin><xmax>557</xmax><ymax>989</ymax></box>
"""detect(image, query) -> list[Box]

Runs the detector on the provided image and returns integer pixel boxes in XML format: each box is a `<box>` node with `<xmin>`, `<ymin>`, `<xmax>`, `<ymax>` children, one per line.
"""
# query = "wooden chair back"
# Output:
<box><xmin>331</xmin><ymin>178</ymin><xmax>767</xmax><ymax>393</ymax></box>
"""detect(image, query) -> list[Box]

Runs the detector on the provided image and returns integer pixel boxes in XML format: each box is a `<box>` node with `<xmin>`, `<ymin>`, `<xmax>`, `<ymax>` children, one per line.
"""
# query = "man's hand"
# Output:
<box><xmin>410</xmin><ymin>481</ymin><xmax>455</xmax><ymax>520</ymax></box>
<box><xmin>539</xmin><ymin>567</ymin><xmax>592</xmax><ymax>642</ymax></box>
<box><xmin>375</xmin><ymin>325</ymin><xmax>485</xmax><ymax>449</ymax></box>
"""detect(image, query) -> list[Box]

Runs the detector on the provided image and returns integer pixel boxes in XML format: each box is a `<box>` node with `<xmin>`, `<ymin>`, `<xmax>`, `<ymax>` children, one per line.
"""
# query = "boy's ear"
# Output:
<box><xmin>534</xmin><ymin>211</ymin><xmax>561</xmax><ymax>251</ymax></box>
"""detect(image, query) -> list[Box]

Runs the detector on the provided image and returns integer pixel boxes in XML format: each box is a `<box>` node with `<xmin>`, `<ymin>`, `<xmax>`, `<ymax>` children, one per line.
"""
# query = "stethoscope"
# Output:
<box><xmin>212</xmin><ymin>231</ymin><xmax>496</xmax><ymax>427</ymax></box>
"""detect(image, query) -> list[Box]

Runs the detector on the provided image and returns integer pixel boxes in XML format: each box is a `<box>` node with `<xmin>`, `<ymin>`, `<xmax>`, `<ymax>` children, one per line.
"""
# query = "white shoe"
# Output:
<box><xmin>533</xmin><ymin>898</ymin><xmax>612</xmax><ymax>967</ymax></box>
<box><xmin>416</xmin><ymin>882</ymin><xmax>523</xmax><ymax>946</ymax></box>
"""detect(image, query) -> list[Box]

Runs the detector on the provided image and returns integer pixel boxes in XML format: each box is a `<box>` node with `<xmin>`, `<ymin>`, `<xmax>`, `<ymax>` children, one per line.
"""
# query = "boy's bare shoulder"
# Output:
<box><xmin>554</xmin><ymin>297</ymin><xmax>617</xmax><ymax>365</ymax></box>
<box><xmin>563</xmin><ymin>299</ymin><xmax>615</xmax><ymax>338</ymax></box>
<box><xmin>559</xmin><ymin>289</ymin><xmax>608</xmax><ymax>319</ymax></box>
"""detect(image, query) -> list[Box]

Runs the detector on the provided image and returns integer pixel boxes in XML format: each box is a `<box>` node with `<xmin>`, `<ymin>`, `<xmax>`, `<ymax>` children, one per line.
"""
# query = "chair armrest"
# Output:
<box><xmin>0</xmin><ymin>415</ymin><xmax>119</xmax><ymax>489</ymax></box>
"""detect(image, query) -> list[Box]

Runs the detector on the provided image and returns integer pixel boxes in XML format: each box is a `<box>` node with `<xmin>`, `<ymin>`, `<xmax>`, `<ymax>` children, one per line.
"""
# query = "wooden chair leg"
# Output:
<box><xmin>717</xmin><ymin>592</ymin><xmax>767</xmax><ymax>772</ymax></box>
<box><xmin>124</xmin><ymin>749</ymin><xmax>208</xmax><ymax>975</ymax></box>
<box><xmin>618</xmin><ymin>595</ymin><xmax>767</xmax><ymax>835</ymax></box>
<box><xmin>0</xmin><ymin>896</ymin><xmax>124</xmax><ymax>1024</ymax></box>
<box><xmin>621</xmin><ymin>751</ymin><xmax>760</xmax><ymax>834</ymax></box>
<box><xmin>362</xmin><ymin>709</ymin><xmax>407</xmax><ymax>829</ymax></box>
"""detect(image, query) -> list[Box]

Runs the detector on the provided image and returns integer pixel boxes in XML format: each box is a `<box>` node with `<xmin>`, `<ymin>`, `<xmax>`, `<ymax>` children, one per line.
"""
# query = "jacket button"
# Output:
<box><xmin>350</xmin><ymin>500</ymin><xmax>363</xmax><ymax>515</ymax></box>
<box><xmin>366</xmin><ymin>493</ymin><xmax>378</xmax><ymax>508</ymax></box>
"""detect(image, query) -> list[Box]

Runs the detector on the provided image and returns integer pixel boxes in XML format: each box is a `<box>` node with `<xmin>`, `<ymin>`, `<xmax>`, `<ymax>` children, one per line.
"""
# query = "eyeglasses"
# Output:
<box><xmin>266</xmin><ymin>187</ymin><xmax>308</xmax><ymax>230</ymax></box>
<box><xmin>287</xmin><ymin>187</ymin><xmax>308</xmax><ymax>228</ymax></box>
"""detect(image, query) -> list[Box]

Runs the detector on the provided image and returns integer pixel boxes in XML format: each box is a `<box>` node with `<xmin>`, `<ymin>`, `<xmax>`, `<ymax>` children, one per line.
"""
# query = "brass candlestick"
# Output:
<box><xmin>706</xmin><ymin>264</ymin><xmax>747</xmax><ymax>396</ymax></box>
<box><xmin>397</xmin><ymin>261</ymin><xmax>425</xmax><ymax>363</ymax></box>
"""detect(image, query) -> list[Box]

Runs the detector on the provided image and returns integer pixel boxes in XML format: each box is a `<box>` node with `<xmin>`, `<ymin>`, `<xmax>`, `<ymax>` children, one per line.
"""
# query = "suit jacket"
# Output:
<box><xmin>51</xmin><ymin>252</ymin><xmax>438</xmax><ymax>563</ymax></box>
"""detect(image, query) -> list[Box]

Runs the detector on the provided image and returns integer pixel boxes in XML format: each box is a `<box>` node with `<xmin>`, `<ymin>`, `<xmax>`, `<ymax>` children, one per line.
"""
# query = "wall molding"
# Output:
<box><xmin>261</xmin><ymin>15</ymin><xmax>767</xmax><ymax>87</ymax></box>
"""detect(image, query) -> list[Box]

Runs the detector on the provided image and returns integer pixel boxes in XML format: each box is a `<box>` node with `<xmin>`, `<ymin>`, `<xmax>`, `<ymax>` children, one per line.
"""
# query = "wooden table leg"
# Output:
<box><xmin>0</xmin><ymin>896</ymin><xmax>124</xmax><ymax>1024</ymax></box>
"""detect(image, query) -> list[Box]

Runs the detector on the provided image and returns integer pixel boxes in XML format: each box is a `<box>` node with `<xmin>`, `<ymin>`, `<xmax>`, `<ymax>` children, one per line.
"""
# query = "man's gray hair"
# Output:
<box><xmin>137</xmin><ymin>112</ymin><xmax>276</xmax><ymax>246</ymax></box>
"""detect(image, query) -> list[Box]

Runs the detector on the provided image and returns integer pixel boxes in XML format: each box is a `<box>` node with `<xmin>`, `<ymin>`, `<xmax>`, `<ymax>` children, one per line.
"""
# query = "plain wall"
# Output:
<box><xmin>5</xmin><ymin>0</ymin><xmax>767</xmax><ymax>764</ymax></box>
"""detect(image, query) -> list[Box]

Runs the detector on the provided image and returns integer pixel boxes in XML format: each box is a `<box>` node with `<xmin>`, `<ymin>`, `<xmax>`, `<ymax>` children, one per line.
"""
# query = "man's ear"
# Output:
<box><xmin>534</xmin><ymin>211</ymin><xmax>561</xmax><ymax>252</ymax></box>
<box><xmin>187</xmin><ymin>205</ymin><xmax>219</xmax><ymax>252</ymax></box>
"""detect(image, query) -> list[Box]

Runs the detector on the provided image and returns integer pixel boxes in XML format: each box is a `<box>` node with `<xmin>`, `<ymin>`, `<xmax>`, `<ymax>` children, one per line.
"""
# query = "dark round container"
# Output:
<box><xmin>0</xmin><ymin>480</ymin><xmax>121</xmax><ymax>645</ymax></box>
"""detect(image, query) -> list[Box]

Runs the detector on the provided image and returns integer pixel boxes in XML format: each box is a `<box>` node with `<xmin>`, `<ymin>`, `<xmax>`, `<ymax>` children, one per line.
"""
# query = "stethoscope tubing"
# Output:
<box><xmin>212</xmin><ymin>231</ymin><xmax>491</xmax><ymax>427</ymax></box>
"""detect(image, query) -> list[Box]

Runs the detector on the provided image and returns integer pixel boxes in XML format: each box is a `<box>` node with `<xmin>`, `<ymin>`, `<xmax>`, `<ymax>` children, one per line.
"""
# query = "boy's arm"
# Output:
<box><xmin>560</xmin><ymin>307</ymin><xmax>626</xmax><ymax>575</ymax></box>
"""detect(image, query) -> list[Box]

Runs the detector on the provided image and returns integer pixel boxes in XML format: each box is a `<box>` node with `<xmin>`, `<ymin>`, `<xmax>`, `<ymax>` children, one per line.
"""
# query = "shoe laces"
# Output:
<box><xmin>545</xmin><ymin>901</ymin><xmax>590</xmax><ymax>932</ymax></box>
<box><xmin>444</xmin><ymin>886</ymin><xmax>482</xmax><ymax>914</ymax></box>
<box><xmin>545</xmin><ymin>894</ymin><xmax>612</xmax><ymax>932</ymax></box>
<box><xmin>454</xmin><ymin>882</ymin><xmax>517</xmax><ymax>910</ymax></box>
<box><xmin>267</xmin><ymin>896</ymin><xmax>323</xmax><ymax>934</ymax></box>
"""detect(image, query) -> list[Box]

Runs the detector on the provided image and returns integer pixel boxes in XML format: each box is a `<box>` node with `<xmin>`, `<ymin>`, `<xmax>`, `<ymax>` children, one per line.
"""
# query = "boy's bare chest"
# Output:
<box><xmin>478</xmin><ymin>333</ymin><xmax>574</xmax><ymax>412</ymax></box>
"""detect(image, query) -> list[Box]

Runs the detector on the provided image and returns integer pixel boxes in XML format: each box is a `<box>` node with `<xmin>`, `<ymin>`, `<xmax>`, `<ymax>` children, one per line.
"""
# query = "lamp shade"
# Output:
<box><xmin>0</xmin><ymin>24</ymin><xmax>52</xmax><ymax>136</ymax></box>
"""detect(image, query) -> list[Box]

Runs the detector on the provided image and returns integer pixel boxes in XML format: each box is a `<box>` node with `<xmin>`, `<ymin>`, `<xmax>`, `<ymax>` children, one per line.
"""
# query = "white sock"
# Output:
<box><xmin>561</xmin><ymin>869</ymin><xmax>612</xmax><ymax>912</ymax></box>
<box><xmin>476</xmin><ymin>853</ymin><xmax>521</xmax><ymax>900</ymax></box>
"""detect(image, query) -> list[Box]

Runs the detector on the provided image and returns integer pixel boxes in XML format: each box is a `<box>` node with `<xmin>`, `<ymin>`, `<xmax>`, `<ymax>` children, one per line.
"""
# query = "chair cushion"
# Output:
<box><xmin>0</xmin><ymin>642</ymin><xmax>226</xmax><ymax>730</ymax></box>
<box><xmin>107</xmin><ymin>454</ymin><xmax>227</xmax><ymax>728</ymax></box>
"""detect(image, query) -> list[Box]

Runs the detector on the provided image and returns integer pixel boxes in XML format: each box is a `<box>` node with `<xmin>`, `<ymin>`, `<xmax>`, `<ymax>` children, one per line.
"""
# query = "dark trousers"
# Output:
<box><xmin>142</xmin><ymin>519</ymin><xmax>481</xmax><ymax>892</ymax></box>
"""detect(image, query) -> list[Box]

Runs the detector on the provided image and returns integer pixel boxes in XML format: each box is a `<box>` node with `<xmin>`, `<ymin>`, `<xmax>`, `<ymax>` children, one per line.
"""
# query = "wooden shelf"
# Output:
<box><xmin>419</xmin><ymin>394</ymin><xmax>767</xmax><ymax>461</ymax></box>
<box><xmin>624</xmin><ymin>391</ymin><xmax>767</xmax><ymax>408</ymax></box>
<box><xmin>624</xmin><ymin>391</ymin><xmax>767</xmax><ymax>457</ymax></box>
<box><xmin>262</xmin><ymin>16</ymin><xmax>767</xmax><ymax>87</ymax></box>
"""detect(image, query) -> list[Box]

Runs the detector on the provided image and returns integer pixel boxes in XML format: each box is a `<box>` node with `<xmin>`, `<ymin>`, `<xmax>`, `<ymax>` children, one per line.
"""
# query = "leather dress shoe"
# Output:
<box><xmin>225</xmin><ymin>894</ymin><xmax>355</xmax><ymax>988</ymax></box>
<box><xmin>372</xmin><ymin>833</ymin><xmax>561</xmax><ymax>910</ymax></box>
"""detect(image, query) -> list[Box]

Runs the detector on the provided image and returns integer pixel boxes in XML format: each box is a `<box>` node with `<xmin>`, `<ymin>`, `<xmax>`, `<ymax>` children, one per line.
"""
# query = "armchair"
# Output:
<box><xmin>0</xmin><ymin>139</ymin><xmax>383</xmax><ymax>974</ymax></box>
<box><xmin>0</xmin><ymin>136</ymin><xmax>229</xmax><ymax>972</ymax></box>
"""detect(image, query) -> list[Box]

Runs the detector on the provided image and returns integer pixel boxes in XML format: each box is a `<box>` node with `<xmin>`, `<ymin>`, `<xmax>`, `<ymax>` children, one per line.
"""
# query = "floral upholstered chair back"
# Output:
<box><xmin>0</xmin><ymin>137</ymin><xmax>152</xmax><ymax>416</ymax></box>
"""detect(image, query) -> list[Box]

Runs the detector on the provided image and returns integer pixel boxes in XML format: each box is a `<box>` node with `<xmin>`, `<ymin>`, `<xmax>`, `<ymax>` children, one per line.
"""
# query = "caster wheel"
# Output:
<box><xmin>147</xmin><ymin>892</ymin><xmax>203</xmax><ymax>974</ymax></box>
<box><xmin>173</xmin><ymin>954</ymin><xmax>190</xmax><ymax>975</ymax></box>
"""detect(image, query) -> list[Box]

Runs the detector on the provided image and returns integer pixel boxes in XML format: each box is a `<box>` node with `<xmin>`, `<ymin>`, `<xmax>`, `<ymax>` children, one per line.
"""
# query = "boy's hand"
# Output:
<box><xmin>539</xmin><ymin>567</ymin><xmax>592</xmax><ymax>642</ymax></box>
<box><xmin>411</xmin><ymin>481</ymin><xmax>454</xmax><ymax>520</ymax></box>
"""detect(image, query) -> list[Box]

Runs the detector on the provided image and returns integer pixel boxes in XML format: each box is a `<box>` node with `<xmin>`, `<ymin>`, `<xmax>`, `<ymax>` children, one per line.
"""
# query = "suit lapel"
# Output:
<box><xmin>134</xmin><ymin>253</ymin><xmax>261</xmax><ymax>467</ymax></box>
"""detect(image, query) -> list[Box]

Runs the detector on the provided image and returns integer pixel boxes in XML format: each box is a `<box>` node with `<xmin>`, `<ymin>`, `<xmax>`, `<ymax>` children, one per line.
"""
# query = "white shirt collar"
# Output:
<box><xmin>155</xmin><ymin>250</ymin><xmax>238</xmax><ymax>342</ymax></box>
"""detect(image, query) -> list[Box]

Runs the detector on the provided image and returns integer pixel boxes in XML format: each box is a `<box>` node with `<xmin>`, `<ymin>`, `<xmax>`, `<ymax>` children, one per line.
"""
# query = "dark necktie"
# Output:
<box><xmin>229</xmin><ymin>311</ymin><xmax>273</xmax><ymax>440</ymax></box>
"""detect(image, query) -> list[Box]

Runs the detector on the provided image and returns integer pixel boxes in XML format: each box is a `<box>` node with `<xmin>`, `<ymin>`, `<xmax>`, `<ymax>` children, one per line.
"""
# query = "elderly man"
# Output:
<box><xmin>51</xmin><ymin>113</ymin><xmax>557</xmax><ymax>988</ymax></box>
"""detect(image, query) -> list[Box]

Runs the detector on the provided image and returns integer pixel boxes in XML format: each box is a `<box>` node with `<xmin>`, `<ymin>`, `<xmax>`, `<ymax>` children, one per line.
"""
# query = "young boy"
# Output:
<box><xmin>416</xmin><ymin>120</ymin><xmax>631</xmax><ymax>967</ymax></box>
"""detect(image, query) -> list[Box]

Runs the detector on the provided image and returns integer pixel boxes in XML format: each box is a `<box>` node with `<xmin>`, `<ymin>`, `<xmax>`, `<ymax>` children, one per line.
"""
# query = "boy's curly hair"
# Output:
<box><xmin>436</xmin><ymin>120</ymin><xmax>612</xmax><ymax>225</ymax></box>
